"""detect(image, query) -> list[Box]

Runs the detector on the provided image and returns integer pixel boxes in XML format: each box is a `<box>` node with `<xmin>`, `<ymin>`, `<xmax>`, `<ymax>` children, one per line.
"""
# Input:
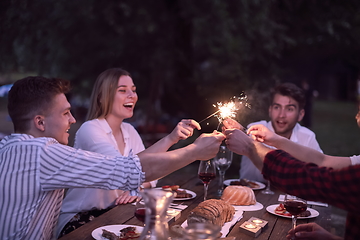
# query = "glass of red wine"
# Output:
<box><xmin>198</xmin><ymin>160</ymin><xmax>216</xmax><ymax>201</ymax></box>
<box><xmin>284</xmin><ymin>194</ymin><xmax>307</xmax><ymax>237</ymax></box>
<box><xmin>134</xmin><ymin>198</ymin><xmax>146</xmax><ymax>225</ymax></box>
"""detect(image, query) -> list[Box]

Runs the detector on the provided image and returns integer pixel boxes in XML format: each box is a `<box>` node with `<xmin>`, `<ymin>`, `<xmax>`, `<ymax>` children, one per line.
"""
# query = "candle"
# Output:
<box><xmin>252</xmin><ymin>219</ymin><xmax>263</xmax><ymax>224</ymax></box>
<box><xmin>245</xmin><ymin>223</ymin><xmax>256</xmax><ymax>229</ymax></box>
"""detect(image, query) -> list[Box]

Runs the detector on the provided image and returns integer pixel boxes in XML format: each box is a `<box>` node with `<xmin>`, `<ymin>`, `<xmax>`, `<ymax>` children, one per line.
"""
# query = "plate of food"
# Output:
<box><xmin>156</xmin><ymin>185</ymin><xmax>196</xmax><ymax>201</ymax></box>
<box><xmin>91</xmin><ymin>224</ymin><xmax>143</xmax><ymax>240</ymax></box>
<box><xmin>181</xmin><ymin>199</ymin><xmax>243</xmax><ymax>237</ymax></box>
<box><xmin>266</xmin><ymin>204</ymin><xmax>319</xmax><ymax>219</ymax></box>
<box><xmin>221</xmin><ymin>185</ymin><xmax>264</xmax><ymax>211</ymax></box>
<box><xmin>223</xmin><ymin>179</ymin><xmax>266</xmax><ymax>190</ymax></box>
<box><xmin>232</xmin><ymin>202</ymin><xmax>264</xmax><ymax>211</ymax></box>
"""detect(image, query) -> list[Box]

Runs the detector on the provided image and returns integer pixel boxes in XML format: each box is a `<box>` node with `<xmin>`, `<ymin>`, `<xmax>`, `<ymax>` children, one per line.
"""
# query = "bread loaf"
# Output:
<box><xmin>187</xmin><ymin>199</ymin><xmax>235</xmax><ymax>227</ymax></box>
<box><xmin>221</xmin><ymin>186</ymin><xmax>256</xmax><ymax>205</ymax></box>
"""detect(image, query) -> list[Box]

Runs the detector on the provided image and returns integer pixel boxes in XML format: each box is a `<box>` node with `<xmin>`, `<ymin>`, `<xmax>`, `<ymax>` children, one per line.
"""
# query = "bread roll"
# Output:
<box><xmin>187</xmin><ymin>199</ymin><xmax>235</xmax><ymax>227</ymax></box>
<box><xmin>221</xmin><ymin>186</ymin><xmax>256</xmax><ymax>205</ymax></box>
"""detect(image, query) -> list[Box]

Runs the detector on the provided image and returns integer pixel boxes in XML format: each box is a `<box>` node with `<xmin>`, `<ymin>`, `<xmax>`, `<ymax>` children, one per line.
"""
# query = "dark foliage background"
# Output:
<box><xmin>1</xmin><ymin>0</ymin><xmax>360</xmax><ymax>135</ymax></box>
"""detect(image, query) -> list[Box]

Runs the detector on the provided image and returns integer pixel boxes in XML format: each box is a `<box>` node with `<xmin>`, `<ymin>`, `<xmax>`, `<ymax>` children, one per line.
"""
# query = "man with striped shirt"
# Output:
<box><xmin>0</xmin><ymin>76</ymin><xmax>225</xmax><ymax>240</ymax></box>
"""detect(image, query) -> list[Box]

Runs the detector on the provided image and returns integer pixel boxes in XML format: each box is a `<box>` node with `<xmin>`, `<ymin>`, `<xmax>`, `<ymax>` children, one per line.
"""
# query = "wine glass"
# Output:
<box><xmin>213</xmin><ymin>145</ymin><xmax>233</xmax><ymax>195</ymax></box>
<box><xmin>284</xmin><ymin>194</ymin><xmax>307</xmax><ymax>238</ymax></box>
<box><xmin>198</xmin><ymin>160</ymin><xmax>216</xmax><ymax>201</ymax></box>
<box><xmin>261</xmin><ymin>180</ymin><xmax>274</xmax><ymax>195</ymax></box>
<box><xmin>134</xmin><ymin>198</ymin><xmax>146</xmax><ymax>225</ymax></box>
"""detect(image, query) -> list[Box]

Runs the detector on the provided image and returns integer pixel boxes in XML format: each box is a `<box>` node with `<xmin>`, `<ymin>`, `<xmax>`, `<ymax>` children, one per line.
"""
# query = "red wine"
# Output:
<box><xmin>134</xmin><ymin>208</ymin><xmax>146</xmax><ymax>222</ymax></box>
<box><xmin>284</xmin><ymin>200</ymin><xmax>307</xmax><ymax>216</ymax></box>
<box><xmin>198</xmin><ymin>172</ymin><xmax>216</xmax><ymax>184</ymax></box>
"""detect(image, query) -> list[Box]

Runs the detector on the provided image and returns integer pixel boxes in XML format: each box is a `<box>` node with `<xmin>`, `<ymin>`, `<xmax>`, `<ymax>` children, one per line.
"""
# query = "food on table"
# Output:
<box><xmin>162</xmin><ymin>185</ymin><xmax>180</xmax><ymax>191</ymax></box>
<box><xmin>102</xmin><ymin>229</ymin><xmax>118</xmax><ymax>240</ymax></box>
<box><xmin>119</xmin><ymin>226</ymin><xmax>141</xmax><ymax>239</ymax></box>
<box><xmin>101</xmin><ymin>226</ymin><xmax>141</xmax><ymax>240</ymax></box>
<box><xmin>221</xmin><ymin>186</ymin><xmax>256</xmax><ymax>205</ymax></box>
<box><xmin>275</xmin><ymin>203</ymin><xmax>311</xmax><ymax>217</ymax></box>
<box><xmin>161</xmin><ymin>185</ymin><xmax>192</xmax><ymax>198</ymax></box>
<box><xmin>187</xmin><ymin>199</ymin><xmax>235</xmax><ymax>227</ymax></box>
<box><xmin>230</xmin><ymin>178</ymin><xmax>260</xmax><ymax>189</ymax></box>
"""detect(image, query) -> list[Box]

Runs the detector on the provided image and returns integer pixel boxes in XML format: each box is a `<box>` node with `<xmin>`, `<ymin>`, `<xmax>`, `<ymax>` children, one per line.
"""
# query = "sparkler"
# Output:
<box><xmin>199</xmin><ymin>93</ymin><xmax>251</xmax><ymax>128</ymax></box>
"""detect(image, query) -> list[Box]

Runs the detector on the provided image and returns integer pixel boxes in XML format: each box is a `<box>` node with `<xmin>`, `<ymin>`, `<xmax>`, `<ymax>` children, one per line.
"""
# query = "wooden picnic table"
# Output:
<box><xmin>58</xmin><ymin>162</ymin><xmax>331</xmax><ymax>240</ymax></box>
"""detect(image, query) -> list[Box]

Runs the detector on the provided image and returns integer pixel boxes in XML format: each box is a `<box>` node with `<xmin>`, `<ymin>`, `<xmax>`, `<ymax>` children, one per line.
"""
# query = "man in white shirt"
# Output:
<box><xmin>0</xmin><ymin>76</ymin><xmax>225</xmax><ymax>240</ymax></box>
<box><xmin>240</xmin><ymin>82</ymin><xmax>323</xmax><ymax>183</ymax></box>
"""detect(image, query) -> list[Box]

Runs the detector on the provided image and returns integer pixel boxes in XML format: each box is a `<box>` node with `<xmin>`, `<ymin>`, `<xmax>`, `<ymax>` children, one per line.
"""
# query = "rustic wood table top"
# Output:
<box><xmin>58</xmin><ymin>163</ymin><xmax>331</xmax><ymax>240</ymax></box>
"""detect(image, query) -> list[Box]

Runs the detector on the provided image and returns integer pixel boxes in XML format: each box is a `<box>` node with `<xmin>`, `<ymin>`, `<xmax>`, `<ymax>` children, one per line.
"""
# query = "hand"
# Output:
<box><xmin>193</xmin><ymin>131</ymin><xmax>225</xmax><ymax>160</ymax></box>
<box><xmin>224</xmin><ymin>128</ymin><xmax>254</xmax><ymax>156</ymax></box>
<box><xmin>222</xmin><ymin>118</ymin><xmax>244</xmax><ymax>130</ymax></box>
<box><xmin>247</xmin><ymin>124</ymin><xmax>281</xmax><ymax>146</ymax></box>
<box><xmin>168</xmin><ymin>119</ymin><xmax>201</xmax><ymax>143</ymax></box>
<box><xmin>286</xmin><ymin>223</ymin><xmax>343</xmax><ymax>240</ymax></box>
<box><xmin>115</xmin><ymin>190</ymin><xmax>138</xmax><ymax>205</ymax></box>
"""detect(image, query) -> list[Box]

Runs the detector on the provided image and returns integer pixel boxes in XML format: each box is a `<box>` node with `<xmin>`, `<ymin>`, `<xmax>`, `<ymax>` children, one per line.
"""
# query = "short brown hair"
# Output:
<box><xmin>8</xmin><ymin>76</ymin><xmax>71</xmax><ymax>132</ymax></box>
<box><xmin>271</xmin><ymin>82</ymin><xmax>306</xmax><ymax>109</ymax></box>
<box><xmin>86</xmin><ymin>68</ymin><xmax>131</xmax><ymax>120</ymax></box>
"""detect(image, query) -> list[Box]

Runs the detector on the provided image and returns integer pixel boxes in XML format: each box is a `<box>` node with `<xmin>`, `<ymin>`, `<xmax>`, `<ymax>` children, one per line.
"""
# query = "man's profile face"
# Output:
<box><xmin>42</xmin><ymin>93</ymin><xmax>76</xmax><ymax>145</ymax></box>
<box><xmin>269</xmin><ymin>93</ymin><xmax>304</xmax><ymax>139</ymax></box>
<box><xmin>356</xmin><ymin>104</ymin><xmax>360</xmax><ymax>128</ymax></box>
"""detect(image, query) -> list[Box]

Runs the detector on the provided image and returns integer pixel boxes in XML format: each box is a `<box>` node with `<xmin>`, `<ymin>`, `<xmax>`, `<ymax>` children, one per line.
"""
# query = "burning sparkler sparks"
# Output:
<box><xmin>199</xmin><ymin>93</ymin><xmax>251</xmax><ymax>126</ymax></box>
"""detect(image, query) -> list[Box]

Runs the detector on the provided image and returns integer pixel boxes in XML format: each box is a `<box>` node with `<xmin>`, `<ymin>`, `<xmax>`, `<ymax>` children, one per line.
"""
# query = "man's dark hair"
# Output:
<box><xmin>271</xmin><ymin>82</ymin><xmax>306</xmax><ymax>109</ymax></box>
<box><xmin>8</xmin><ymin>76</ymin><xmax>71</xmax><ymax>132</ymax></box>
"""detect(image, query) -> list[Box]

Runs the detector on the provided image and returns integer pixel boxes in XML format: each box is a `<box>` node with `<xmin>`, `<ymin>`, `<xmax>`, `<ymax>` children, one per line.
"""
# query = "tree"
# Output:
<box><xmin>1</xmin><ymin>0</ymin><xmax>360</xmax><ymax>131</ymax></box>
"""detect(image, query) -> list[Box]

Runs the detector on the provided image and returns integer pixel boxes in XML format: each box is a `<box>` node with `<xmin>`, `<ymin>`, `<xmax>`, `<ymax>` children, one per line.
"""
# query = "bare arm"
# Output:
<box><xmin>248</xmin><ymin>124</ymin><xmax>351</xmax><ymax>169</ymax></box>
<box><xmin>138</xmin><ymin>131</ymin><xmax>225</xmax><ymax>181</ymax></box>
<box><xmin>144</xmin><ymin>119</ymin><xmax>201</xmax><ymax>153</ymax></box>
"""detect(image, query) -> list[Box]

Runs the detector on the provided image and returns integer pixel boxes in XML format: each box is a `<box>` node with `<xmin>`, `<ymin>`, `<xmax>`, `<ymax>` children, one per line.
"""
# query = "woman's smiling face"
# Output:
<box><xmin>109</xmin><ymin>75</ymin><xmax>138</xmax><ymax>121</ymax></box>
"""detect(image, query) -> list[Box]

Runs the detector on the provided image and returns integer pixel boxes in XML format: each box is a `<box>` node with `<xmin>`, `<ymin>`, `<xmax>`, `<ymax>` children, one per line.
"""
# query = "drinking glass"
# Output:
<box><xmin>261</xmin><ymin>180</ymin><xmax>274</xmax><ymax>195</ymax></box>
<box><xmin>213</xmin><ymin>145</ymin><xmax>233</xmax><ymax>195</ymax></box>
<box><xmin>184</xmin><ymin>223</ymin><xmax>221</xmax><ymax>240</ymax></box>
<box><xmin>198</xmin><ymin>160</ymin><xmax>216</xmax><ymax>201</ymax></box>
<box><xmin>284</xmin><ymin>194</ymin><xmax>307</xmax><ymax>239</ymax></box>
<box><xmin>134</xmin><ymin>198</ymin><xmax>146</xmax><ymax>225</ymax></box>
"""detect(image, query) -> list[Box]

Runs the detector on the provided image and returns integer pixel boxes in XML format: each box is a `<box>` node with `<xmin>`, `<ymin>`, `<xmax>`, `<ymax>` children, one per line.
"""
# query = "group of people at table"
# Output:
<box><xmin>0</xmin><ymin>68</ymin><xmax>359</xmax><ymax>240</ymax></box>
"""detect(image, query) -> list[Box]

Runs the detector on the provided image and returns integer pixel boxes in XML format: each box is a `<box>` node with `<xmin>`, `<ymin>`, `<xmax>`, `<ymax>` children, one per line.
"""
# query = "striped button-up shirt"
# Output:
<box><xmin>0</xmin><ymin>134</ymin><xmax>144</xmax><ymax>240</ymax></box>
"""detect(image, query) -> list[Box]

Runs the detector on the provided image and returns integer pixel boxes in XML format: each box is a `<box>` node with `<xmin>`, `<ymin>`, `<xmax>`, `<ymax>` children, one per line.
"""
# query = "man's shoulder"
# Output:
<box><xmin>294</xmin><ymin>124</ymin><xmax>316</xmax><ymax>136</ymax></box>
<box><xmin>1</xmin><ymin>134</ymin><xmax>58</xmax><ymax>148</ymax></box>
<box><xmin>247</xmin><ymin>120</ymin><xmax>269</xmax><ymax>128</ymax></box>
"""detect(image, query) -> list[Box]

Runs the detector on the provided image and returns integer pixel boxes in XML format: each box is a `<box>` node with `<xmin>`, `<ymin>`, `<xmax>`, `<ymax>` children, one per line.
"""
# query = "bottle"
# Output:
<box><xmin>139</xmin><ymin>188</ymin><xmax>174</xmax><ymax>240</ymax></box>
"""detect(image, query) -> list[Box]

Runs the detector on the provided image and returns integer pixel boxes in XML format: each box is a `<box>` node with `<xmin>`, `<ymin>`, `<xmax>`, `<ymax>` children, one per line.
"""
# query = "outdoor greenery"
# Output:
<box><xmin>1</xmin><ymin>0</ymin><xmax>360</xmax><ymax>126</ymax></box>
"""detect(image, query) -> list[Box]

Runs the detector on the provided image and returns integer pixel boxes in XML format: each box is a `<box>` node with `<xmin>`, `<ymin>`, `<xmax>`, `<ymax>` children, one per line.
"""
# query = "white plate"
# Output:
<box><xmin>266</xmin><ymin>204</ymin><xmax>319</xmax><ymax>219</ymax></box>
<box><xmin>232</xmin><ymin>201</ymin><xmax>264</xmax><ymax>211</ymax></box>
<box><xmin>91</xmin><ymin>224</ymin><xmax>143</xmax><ymax>240</ymax></box>
<box><xmin>223</xmin><ymin>179</ymin><xmax>266</xmax><ymax>190</ymax></box>
<box><xmin>155</xmin><ymin>188</ymin><xmax>196</xmax><ymax>201</ymax></box>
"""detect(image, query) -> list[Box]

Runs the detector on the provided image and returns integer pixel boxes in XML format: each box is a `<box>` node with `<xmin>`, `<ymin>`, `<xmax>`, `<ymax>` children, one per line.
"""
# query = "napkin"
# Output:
<box><xmin>169</xmin><ymin>204</ymin><xmax>188</xmax><ymax>210</ymax></box>
<box><xmin>181</xmin><ymin>209</ymin><xmax>243</xmax><ymax>237</ymax></box>
<box><xmin>278</xmin><ymin>195</ymin><xmax>328</xmax><ymax>207</ymax></box>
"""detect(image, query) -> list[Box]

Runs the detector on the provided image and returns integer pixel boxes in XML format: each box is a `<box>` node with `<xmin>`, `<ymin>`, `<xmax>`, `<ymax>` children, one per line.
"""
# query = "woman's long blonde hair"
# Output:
<box><xmin>87</xmin><ymin>68</ymin><xmax>131</xmax><ymax>120</ymax></box>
